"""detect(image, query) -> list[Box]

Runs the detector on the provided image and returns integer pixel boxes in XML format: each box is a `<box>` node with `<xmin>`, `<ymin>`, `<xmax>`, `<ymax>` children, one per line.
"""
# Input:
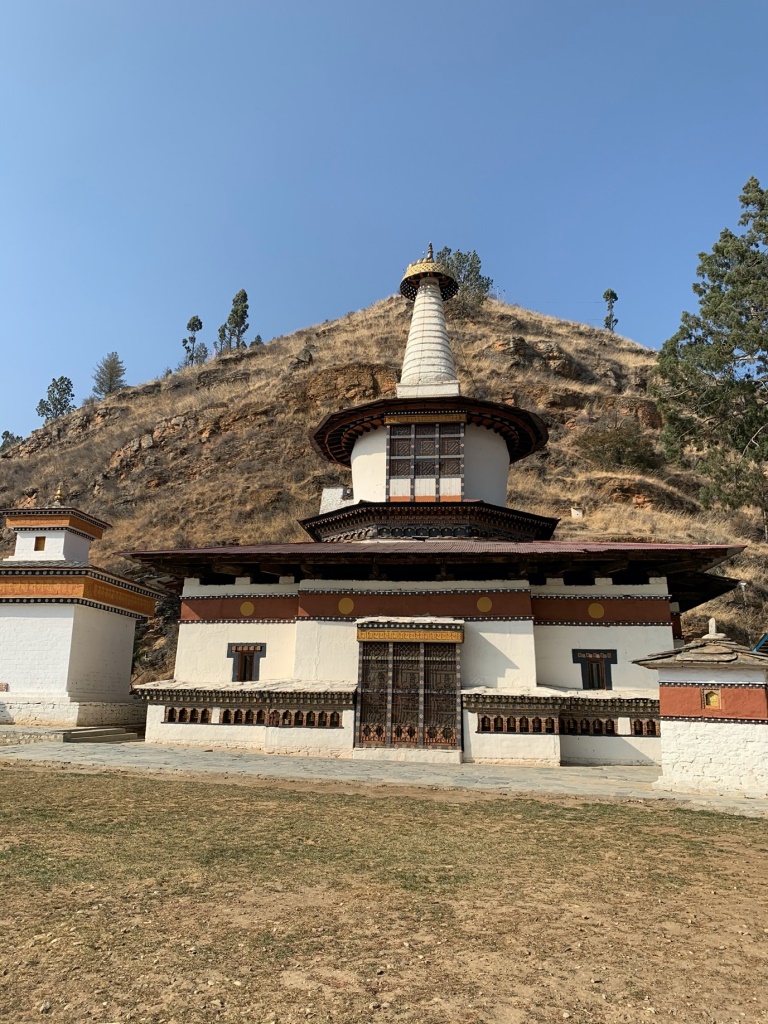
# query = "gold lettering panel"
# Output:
<box><xmin>357</xmin><ymin>628</ymin><xmax>464</xmax><ymax>643</ymax></box>
<box><xmin>384</xmin><ymin>414</ymin><xmax>467</xmax><ymax>425</ymax></box>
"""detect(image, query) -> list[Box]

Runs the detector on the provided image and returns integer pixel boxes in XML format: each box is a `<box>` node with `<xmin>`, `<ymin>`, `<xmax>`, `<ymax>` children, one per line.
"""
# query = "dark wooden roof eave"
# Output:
<box><xmin>309</xmin><ymin>395</ymin><xmax>549</xmax><ymax>467</ymax></box>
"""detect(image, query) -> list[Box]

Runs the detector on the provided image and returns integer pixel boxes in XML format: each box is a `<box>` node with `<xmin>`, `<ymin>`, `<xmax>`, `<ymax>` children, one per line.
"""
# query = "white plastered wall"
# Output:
<box><xmin>7</xmin><ymin>530</ymin><xmax>92</xmax><ymax>563</ymax></box>
<box><xmin>559</xmin><ymin>734</ymin><xmax>661</xmax><ymax>766</ymax></box>
<box><xmin>534</xmin><ymin>624</ymin><xmax>673</xmax><ymax>691</ymax></box>
<box><xmin>463</xmin><ymin>711</ymin><xmax>560</xmax><ymax>764</ymax></box>
<box><xmin>67</xmin><ymin>605</ymin><xmax>137</xmax><ymax>701</ymax></box>
<box><xmin>174</xmin><ymin>621</ymin><xmax>297</xmax><ymax>684</ymax></box>
<box><xmin>461</xmin><ymin>619</ymin><xmax>536</xmax><ymax>690</ymax></box>
<box><xmin>0</xmin><ymin>606</ymin><xmax>75</xmax><ymax>693</ymax></box>
<box><xmin>145</xmin><ymin>703</ymin><xmax>355</xmax><ymax>755</ymax></box>
<box><xmin>292</xmin><ymin>620</ymin><xmax>359</xmax><ymax>682</ymax></box>
<box><xmin>350</xmin><ymin>429</ymin><xmax>386</xmax><ymax>503</ymax></box>
<box><xmin>657</xmin><ymin>720</ymin><xmax>768</xmax><ymax>798</ymax></box>
<box><xmin>463</xmin><ymin>425</ymin><xmax>509</xmax><ymax>506</ymax></box>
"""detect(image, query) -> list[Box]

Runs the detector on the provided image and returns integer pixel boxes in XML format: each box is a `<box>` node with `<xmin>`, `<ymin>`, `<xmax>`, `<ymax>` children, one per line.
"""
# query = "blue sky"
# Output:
<box><xmin>1</xmin><ymin>0</ymin><xmax>766</xmax><ymax>436</ymax></box>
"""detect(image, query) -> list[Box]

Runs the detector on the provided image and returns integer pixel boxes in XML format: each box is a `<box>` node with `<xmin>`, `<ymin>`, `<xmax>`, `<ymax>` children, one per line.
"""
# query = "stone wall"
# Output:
<box><xmin>656</xmin><ymin>720</ymin><xmax>768</xmax><ymax>798</ymax></box>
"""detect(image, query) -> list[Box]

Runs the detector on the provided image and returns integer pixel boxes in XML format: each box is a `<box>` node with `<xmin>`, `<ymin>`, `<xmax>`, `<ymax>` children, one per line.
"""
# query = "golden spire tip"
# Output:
<box><xmin>427</xmin><ymin>242</ymin><xmax>433</xmax><ymax>261</ymax></box>
<box><xmin>53</xmin><ymin>482</ymin><xmax>64</xmax><ymax>506</ymax></box>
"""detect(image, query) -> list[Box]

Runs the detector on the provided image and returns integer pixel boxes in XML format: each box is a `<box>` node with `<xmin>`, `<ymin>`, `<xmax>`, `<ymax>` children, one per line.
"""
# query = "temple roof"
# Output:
<box><xmin>123</xmin><ymin>539</ymin><xmax>743</xmax><ymax>612</ymax></box>
<box><xmin>635</xmin><ymin>633</ymin><xmax>768</xmax><ymax>670</ymax></box>
<box><xmin>310</xmin><ymin>395</ymin><xmax>549</xmax><ymax>467</ymax></box>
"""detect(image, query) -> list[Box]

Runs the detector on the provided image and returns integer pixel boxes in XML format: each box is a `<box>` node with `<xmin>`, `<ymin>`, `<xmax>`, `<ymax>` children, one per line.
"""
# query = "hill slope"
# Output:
<box><xmin>2</xmin><ymin>296</ymin><xmax>765</xmax><ymax>678</ymax></box>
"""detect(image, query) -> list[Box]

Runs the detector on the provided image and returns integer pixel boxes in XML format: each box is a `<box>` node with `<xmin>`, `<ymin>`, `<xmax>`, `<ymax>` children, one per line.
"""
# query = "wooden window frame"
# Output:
<box><xmin>385</xmin><ymin>422</ymin><xmax>465</xmax><ymax>503</ymax></box>
<box><xmin>572</xmin><ymin>649</ymin><xmax>617</xmax><ymax>690</ymax></box>
<box><xmin>226</xmin><ymin>642</ymin><xmax>266</xmax><ymax>683</ymax></box>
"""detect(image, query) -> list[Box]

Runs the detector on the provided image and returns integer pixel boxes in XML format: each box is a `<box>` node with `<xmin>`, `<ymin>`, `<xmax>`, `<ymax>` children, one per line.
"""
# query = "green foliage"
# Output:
<box><xmin>181</xmin><ymin>315</ymin><xmax>208</xmax><ymax>366</ymax></box>
<box><xmin>574</xmin><ymin>423</ymin><xmax>660</xmax><ymax>471</ymax></box>
<box><xmin>250</xmin><ymin>333</ymin><xmax>263</xmax><ymax>348</ymax></box>
<box><xmin>435</xmin><ymin>247</ymin><xmax>492</xmax><ymax>319</ymax></box>
<box><xmin>92</xmin><ymin>351</ymin><xmax>127</xmax><ymax>398</ymax></box>
<box><xmin>216</xmin><ymin>289</ymin><xmax>250</xmax><ymax>353</ymax></box>
<box><xmin>36</xmin><ymin>377</ymin><xmax>76</xmax><ymax>422</ymax></box>
<box><xmin>0</xmin><ymin>430</ymin><xmax>22</xmax><ymax>452</ymax></box>
<box><xmin>653</xmin><ymin>177</ymin><xmax>768</xmax><ymax>530</ymax></box>
<box><xmin>603</xmin><ymin>289</ymin><xmax>618</xmax><ymax>332</ymax></box>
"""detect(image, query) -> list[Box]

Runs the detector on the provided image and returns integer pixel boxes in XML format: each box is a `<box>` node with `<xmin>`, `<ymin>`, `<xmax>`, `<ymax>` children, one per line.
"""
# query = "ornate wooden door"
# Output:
<box><xmin>357</xmin><ymin>641</ymin><xmax>460</xmax><ymax>749</ymax></box>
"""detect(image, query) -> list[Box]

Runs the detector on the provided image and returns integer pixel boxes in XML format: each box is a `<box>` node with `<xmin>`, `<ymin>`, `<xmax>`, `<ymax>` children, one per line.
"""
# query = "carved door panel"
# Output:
<box><xmin>357</xmin><ymin>640</ymin><xmax>460</xmax><ymax>749</ymax></box>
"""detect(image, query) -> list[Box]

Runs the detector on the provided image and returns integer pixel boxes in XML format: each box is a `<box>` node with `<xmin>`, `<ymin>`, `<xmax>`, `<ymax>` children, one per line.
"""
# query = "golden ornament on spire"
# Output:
<box><xmin>399</xmin><ymin>242</ymin><xmax>458</xmax><ymax>302</ymax></box>
<box><xmin>53</xmin><ymin>482</ymin><xmax>64</xmax><ymax>506</ymax></box>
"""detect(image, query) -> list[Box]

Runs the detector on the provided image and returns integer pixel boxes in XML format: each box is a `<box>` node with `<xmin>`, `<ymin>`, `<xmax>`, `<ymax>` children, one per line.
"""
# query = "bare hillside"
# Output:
<box><xmin>2</xmin><ymin>296</ymin><xmax>765</xmax><ymax>677</ymax></box>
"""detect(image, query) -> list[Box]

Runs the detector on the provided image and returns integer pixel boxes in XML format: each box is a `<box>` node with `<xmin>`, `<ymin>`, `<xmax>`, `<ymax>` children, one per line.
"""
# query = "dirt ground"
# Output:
<box><xmin>1</xmin><ymin>766</ymin><xmax>767</xmax><ymax>1024</ymax></box>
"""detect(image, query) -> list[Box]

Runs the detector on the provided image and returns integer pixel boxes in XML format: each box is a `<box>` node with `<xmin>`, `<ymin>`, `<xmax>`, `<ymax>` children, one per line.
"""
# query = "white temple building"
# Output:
<box><xmin>126</xmin><ymin>248</ymin><xmax>741</xmax><ymax>766</ymax></box>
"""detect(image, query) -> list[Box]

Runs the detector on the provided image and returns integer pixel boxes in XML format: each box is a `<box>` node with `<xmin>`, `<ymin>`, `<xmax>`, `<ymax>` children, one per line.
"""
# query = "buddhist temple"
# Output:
<box><xmin>127</xmin><ymin>248</ymin><xmax>742</xmax><ymax>765</ymax></box>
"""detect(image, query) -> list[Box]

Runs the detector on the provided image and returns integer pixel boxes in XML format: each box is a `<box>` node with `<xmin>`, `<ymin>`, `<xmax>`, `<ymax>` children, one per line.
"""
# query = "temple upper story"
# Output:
<box><xmin>305</xmin><ymin>247</ymin><xmax>555</xmax><ymax>542</ymax></box>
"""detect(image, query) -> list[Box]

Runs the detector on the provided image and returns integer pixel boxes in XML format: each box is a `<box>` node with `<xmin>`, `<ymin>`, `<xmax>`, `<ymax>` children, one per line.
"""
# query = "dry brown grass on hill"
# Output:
<box><xmin>1</xmin><ymin>295</ymin><xmax>766</xmax><ymax>675</ymax></box>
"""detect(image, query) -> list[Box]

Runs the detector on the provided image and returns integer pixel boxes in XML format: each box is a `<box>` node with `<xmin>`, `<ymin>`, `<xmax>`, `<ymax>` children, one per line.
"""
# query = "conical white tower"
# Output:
<box><xmin>397</xmin><ymin>244</ymin><xmax>460</xmax><ymax>398</ymax></box>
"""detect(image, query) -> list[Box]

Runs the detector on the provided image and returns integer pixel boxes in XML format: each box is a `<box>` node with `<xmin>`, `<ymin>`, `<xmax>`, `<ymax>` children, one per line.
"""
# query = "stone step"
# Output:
<box><xmin>62</xmin><ymin>727</ymin><xmax>142</xmax><ymax>744</ymax></box>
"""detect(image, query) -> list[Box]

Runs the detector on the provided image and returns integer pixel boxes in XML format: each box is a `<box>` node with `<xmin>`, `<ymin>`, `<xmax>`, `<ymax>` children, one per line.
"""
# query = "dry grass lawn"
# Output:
<box><xmin>2</xmin><ymin>768</ymin><xmax>768</xmax><ymax>1024</ymax></box>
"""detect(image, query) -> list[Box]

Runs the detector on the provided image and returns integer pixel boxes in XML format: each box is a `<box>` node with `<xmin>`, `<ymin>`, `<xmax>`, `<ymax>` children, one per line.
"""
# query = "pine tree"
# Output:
<box><xmin>435</xmin><ymin>248</ymin><xmax>493</xmax><ymax>319</ymax></box>
<box><xmin>182</xmin><ymin>315</ymin><xmax>208</xmax><ymax>366</ymax></box>
<box><xmin>0</xmin><ymin>430</ymin><xmax>22</xmax><ymax>452</ymax></box>
<box><xmin>654</xmin><ymin>176</ymin><xmax>768</xmax><ymax>535</ymax></box>
<box><xmin>92</xmin><ymin>352</ymin><xmax>127</xmax><ymax>397</ymax></box>
<box><xmin>216</xmin><ymin>289</ymin><xmax>250</xmax><ymax>353</ymax></box>
<box><xmin>603</xmin><ymin>289</ymin><xmax>619</xmax><ymax>332</ymax></box>
<box><xmin>36</xmin><ymin>377</ymin><xmax>76</xmax><ymax>422</ymax></box>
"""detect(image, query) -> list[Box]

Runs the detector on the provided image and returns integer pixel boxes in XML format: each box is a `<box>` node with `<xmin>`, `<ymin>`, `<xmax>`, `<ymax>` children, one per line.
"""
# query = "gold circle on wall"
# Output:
<box><xmin>338</xmin><ymin>597</ymin><xmax>355</xmax><ymax>615</ymax></box>
<box><xmin>476</xmin><ymin>596</ymin><xmax>493</xmax><ymax>613</ymax></box>
<box><xmin>588</xmin><ymin>602</ymin><xmax>605</xmax><ymax>620</ymax></box>
<box><xmin>240</xmin><ymin>601</ymin><xmax>255</xmax><ymax>617</ymax></box>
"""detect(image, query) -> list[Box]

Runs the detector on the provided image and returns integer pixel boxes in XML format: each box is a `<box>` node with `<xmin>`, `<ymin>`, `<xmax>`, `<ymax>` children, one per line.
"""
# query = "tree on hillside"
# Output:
<box><xmin>435</xmin><ymin>248</ymin><xmax>493</xmax><ymax>319</ymax></box>
<box><xmin>653</xmin><ymin>176</ymin><xmax>768</xmax><ymax>536</ymax></box>
<box><xmin>603</xmin><ymin>289</ymin><xmax>619</xmax><ymax>332</ymax></box>
<box><xmin>0</xmin><ymin>430</ymin><xmax>22</xmax><ymax>452</ymax></box>
<box><xmin>216</xmin><ymin>289</ymin><xmax>250</xmax><ymax>353</ymax></box>
<box><xmin>92</xmin><ymin>352</ymin><xmax>127</xmax><ymax>397</ymax></box>
<box><xmin>36</xmin><ymin>377</ymin><xmax>76</xmax><ymax>422</ymax></box>
<box><xmin>181</xmin><ymin>315</ymin><xmax>209</xmax><ymax>366</ymax></box>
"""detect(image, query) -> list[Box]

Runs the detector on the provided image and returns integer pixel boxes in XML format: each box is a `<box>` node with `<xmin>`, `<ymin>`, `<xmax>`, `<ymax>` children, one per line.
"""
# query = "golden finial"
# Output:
<box><xmin>53</xmin><ymin>482</ymin><xmax>64</xmax><ymax>506</ymax></box>
<box><xmin>399</xmin><ymin>244</ymin><xmax>458</xmax><ymax>302</ymax></box>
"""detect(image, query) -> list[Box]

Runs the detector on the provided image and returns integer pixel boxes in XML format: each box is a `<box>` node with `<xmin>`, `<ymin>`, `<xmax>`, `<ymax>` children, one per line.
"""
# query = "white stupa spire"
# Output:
<box><xmin>397</xmin><ymin>244</ymin><xmax>460</xmax><ymax>398</ymax></box>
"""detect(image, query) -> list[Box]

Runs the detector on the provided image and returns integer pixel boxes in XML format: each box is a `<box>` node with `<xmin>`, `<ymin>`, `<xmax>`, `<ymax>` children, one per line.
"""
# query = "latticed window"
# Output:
<box><xmin>357</xmin><ymin>640</ymin><xmax>460</xmax><ymax>749</ymax></box>
<box><xmin>387</xmin><ymin>422</ymin><xmax>464</xmax><ymax>502</ymax></box>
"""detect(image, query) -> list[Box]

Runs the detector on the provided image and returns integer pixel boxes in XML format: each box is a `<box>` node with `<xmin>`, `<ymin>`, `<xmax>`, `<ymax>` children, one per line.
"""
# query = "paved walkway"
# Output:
<box><xmin>1</xmin><ymin>740</ymin><xmax>767</xmax><ymax>818</ymax></box>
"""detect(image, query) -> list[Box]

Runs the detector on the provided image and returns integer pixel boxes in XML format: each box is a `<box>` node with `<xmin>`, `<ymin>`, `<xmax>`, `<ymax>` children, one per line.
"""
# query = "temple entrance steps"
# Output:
<box><xmin>63</xmin><ymin>727</ymin><xmax>143</xmax><ymax>744</ymax></box>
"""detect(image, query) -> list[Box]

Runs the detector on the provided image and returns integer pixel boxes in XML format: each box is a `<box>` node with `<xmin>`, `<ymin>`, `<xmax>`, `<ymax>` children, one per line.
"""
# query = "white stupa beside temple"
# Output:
<box><xmin>0</xmin><ymin>489</ymin><xmax>159</xmax><ymax>726</ymax></box>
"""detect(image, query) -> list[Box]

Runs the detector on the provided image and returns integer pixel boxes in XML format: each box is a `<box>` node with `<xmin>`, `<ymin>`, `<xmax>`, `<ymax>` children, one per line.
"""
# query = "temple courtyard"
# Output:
<box><xmin>2</xmin><ymin>752</ymin><xmax>768</xmax><ymax>1024</ymax></box>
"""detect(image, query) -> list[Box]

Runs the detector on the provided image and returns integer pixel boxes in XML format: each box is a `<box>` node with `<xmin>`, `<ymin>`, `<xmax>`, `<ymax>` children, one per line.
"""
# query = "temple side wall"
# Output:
<box><xmin>462</xmin><ymin>712</ymin><xmax>559</xmax><ymax>764</ymax></box>
<box><xmin>144</xmin><ymin>703</ymin><xmax>354</xmax><ymax>755</ymax></box>
<box><xmin>656</xmin><ymin>720</ymin><xmax>768</xmax><ymax>797</ymax></box>
<box><xmin>461</xmin><ymin>620</ymin><xmax>537</xmax><ymax>689</ymax></box>
<box><xmin>0</xmin><ymin>606</ymin><xmax>75</xmax><ymax>693</ymax></box>
<box><xmin>173</xmin><ymin>622</ymin><xmax>297</xmax><ymax>683</ymax></box>
<box><xmin>292</xmin><ymin>620</ymin><xmax>359</xmax><ymax>682</ymax></box>
<box><xmin>350</xmin><ymin>430</ymin><xmax>386</xmax><ymax>503</ymax></box>
<box><xmin>533</xmin><ymin>624</ymin><xmax>673</xmax><ymax>691</ymax></box>
<box><xmin>559</xmin><ymin>734</ymin><xmax>660</xmax><ymax>765</ymax></box>
<box><xmin>67</xmin><ymin>605</ymin><xmax>137</xmax><ymax>702</ymax></box>
<box><xmin>7</xmin><ymin>530</ymin><xmax>92</xmax><ymax>563</ymax></box>
<box><xmin>463</xmin><ymin>426</ymin><xmax>509</xmax><ymax>506</ymax></box>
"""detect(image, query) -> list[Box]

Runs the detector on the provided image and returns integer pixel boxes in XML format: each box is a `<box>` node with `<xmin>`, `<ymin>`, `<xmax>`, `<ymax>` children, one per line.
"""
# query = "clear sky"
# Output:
<box><xmin>1</xmin><ymin>0</ymin><xmax>766</xmax><ymax>436</ymax></box>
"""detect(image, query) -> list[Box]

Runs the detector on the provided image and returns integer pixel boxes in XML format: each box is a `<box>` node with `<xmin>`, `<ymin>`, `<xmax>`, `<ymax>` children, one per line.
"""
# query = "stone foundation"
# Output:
<box><xmin>655</xmin><ymin>719</ymin><xmax>768</xmax><ymax>798</ymax></box>
<box><xmin>0</xmin><ymin>698</ymin><xmax>146</xmax><ymax>728</ymax></box>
